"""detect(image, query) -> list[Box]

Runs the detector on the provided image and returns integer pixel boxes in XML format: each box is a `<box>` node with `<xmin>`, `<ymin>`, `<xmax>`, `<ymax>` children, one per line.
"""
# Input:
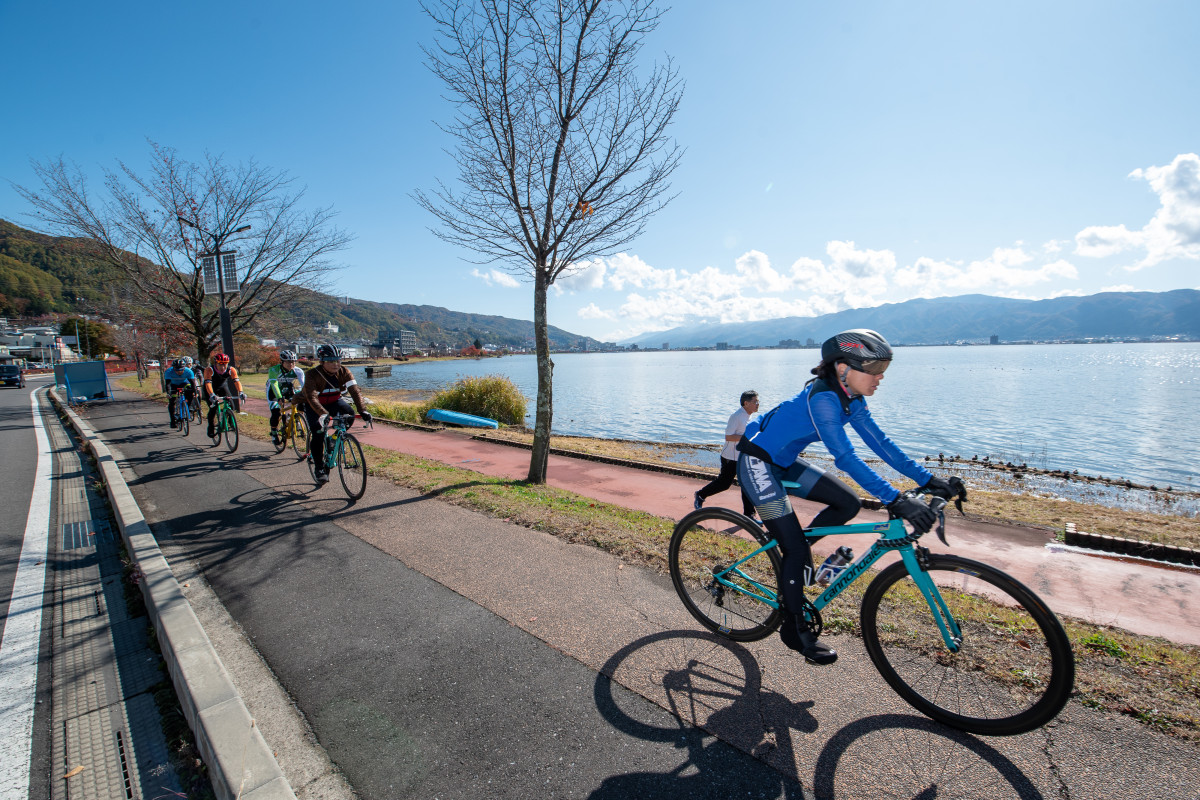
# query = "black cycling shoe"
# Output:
<box><xmin>315</xmin><ymin>469</ymin><xmax>330</xmax><ymax>484</ymax></box>
<box><xmin>693</xmin><ymin>491</ymin><xmax>704</xmax><ymax>510</ymax></box>
<box><xmin>779</xmin><ymin>614</ymin><xmax>838</xmax><ymax>665</ymax></box>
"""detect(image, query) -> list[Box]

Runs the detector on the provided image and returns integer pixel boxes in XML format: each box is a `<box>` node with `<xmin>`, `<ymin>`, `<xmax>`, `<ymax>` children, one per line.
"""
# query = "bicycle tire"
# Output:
<box><xmin>179</xmin><ymin>411</ymin><xmax>189</xmax><ymax>437</ymax></box>
<box><xmin>223</xmin><ymin>409</ymin><xmax>239</xmax><ymax>452</ymax></box>
<box><xmin>191</xmin><ymin>397</ymin><xmax>202</xmax><ymax>422</ymax></box>
<box><xmin>860</xmin><ymin>554</ymin><xmax>1074</xmax><ymax>736</ymax></box>
<box><xmin>668</xmin><ymin>508</ymin><xmax>783</xmax><ymax>642</ymax></box>
<box><xmin>290</xmin><ymin>412</ymin><xmax>309</xmax><ymax>460</ymax></box>
<box><xmin>337</xmin><ymin>433</ymin><xmax>367</xmax><ymax>500</ymax></box>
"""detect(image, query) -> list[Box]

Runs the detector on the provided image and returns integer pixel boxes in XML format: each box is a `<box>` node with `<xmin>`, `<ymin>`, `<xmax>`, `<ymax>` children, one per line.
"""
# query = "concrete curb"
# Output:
<box><xmin>1063</xmin><ymin>522</ymin><xmax>1200</xmax><ymax>567</ymax></box>
<box><xmin>49</xmin><ymin>389</ymin><xmax>298</xmax><ymax>800</ymax></box>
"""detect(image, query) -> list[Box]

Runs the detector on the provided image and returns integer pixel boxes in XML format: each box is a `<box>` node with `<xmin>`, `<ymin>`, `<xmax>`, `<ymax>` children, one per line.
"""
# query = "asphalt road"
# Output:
<box><xmin>77</xmin><ymin>388</ymin><xmax>1200</xmax><ymax>800</ymax></box>
<box><xmin>80</xmin><ymin>390</ymin><xmax>807</xmax><ymax>799</ymax></box>
<box><xmin>0</xmin><ymin>378</ymin><xmax>55</xmax><ymax>800</ymax></box>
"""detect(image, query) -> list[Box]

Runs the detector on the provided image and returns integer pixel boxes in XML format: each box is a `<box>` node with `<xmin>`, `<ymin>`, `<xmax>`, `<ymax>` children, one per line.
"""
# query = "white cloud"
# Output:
<box><xmin>577</xmin><ymin>302</ymin><xmax>613</xmax><ymax>320</ymax></box>
<box><xmin>470</xmin><ymin>268</ymin><xmax>521</xmax><ymax>288</ymax></box>
<box><xmin>1074</xmin><ymin>153</ymin><xmax>1200</xmax><ymax>268</ymax></box>
<box><xmin>894</xmin><ymin>247</ymin><xmax>1076</xmax><ymax>294</ymax></box>
<box><xmin>557</xmin><ymin>259</ymin><xmax>607</xmax><ymax>292</ymax></box>
<box><xmin>1099</xmin><ymin>284</ymin><xmax>1136</xmax><ymax>293</ymax></box>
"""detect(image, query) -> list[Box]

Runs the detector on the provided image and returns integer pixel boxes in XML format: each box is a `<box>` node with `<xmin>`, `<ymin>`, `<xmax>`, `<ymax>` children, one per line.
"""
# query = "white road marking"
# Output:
<box><xmin>0</xmin><ymin>388</ymin><xmax>54</xmax><ymax>799</ymax></box>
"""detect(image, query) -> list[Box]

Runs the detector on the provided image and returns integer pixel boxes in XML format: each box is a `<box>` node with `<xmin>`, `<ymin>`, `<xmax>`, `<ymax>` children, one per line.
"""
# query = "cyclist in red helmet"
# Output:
<box><xmin>202</xmin><ymin>353</ymin><xmax>245</xmax><ymax>438</ymax></box>
<box><xmin>737</xmin><ymin>329</ymin><xmax>965</xmax><ymax>665</ymax></box>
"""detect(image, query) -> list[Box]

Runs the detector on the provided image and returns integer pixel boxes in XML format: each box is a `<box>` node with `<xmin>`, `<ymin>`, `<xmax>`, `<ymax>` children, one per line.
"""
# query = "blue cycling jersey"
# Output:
<box><xmin>163</xmin><ymin>367</ymin><xmax>196</xmax><ymax>387</ymax></box>
<box><xmin>740</xmin><ymin>378</ymin><xmax>932</xmax><ymax>504</ymax></box>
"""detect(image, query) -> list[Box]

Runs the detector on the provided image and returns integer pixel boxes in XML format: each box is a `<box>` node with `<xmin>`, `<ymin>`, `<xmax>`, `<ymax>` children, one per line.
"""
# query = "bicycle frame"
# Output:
<box><xmin>708</xmin><ymin>515</ymin><xmax>964</xmax><ymax>653</ymax></box>
<box><xmin>214</xmin><ymin>398</ymin><xmax>235</xmax><ymax>430</ymax></box>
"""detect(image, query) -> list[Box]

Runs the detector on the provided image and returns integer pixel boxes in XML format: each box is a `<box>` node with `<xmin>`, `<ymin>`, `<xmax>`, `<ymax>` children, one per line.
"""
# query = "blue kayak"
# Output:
<box><xmin>426</xmin><ymin>408</ymin><xmax>500</xmax><ymax>429</ymax></box>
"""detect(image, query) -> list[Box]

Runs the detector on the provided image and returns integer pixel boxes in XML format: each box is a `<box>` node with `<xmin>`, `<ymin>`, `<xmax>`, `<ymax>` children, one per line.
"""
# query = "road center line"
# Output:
<box><xmin>0</xmin><ymin>388</ymin><xmax>54</xmax><ymax>800</ymax></box>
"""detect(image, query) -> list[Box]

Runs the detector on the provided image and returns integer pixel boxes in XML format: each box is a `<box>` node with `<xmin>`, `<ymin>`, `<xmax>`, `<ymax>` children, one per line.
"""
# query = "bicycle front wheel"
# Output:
<box><xmin>668</xmin><ymin>508</ymin><xmax>783</xmax><ymax>641</ymax></box>
<box><xmin>337</xmin><ymin>433</ymin><xmax>367</xmax><ymax>500</ymax></box>
<box><xmin>273</xmin><ymin>413</ymin><xmax>287</xmax><ymax>453</ymax></box>
<box><xmin>223</xmin><ymin>411</ymin><xmax>239</xmax><ymax>452</ymax></box>
<box><xmin>290</xmin><ymin>413</ymin><xmax>309</xmax><ymax>460</ymax></box>
<box><xmin>179</xmin><ymin>412</ymin><xmax>189</xmax><ymax>437</ymax></box>
<box><xmin>860</xmin><ymin>554</ymin><xmax>1075</xmax><ymax>736</ymax></box>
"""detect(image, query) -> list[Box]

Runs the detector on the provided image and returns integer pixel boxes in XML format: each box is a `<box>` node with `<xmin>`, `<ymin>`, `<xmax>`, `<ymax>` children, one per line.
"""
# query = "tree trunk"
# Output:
<box><xmin>528</xmin><ymin>268</ymin><xmax>554</xmax><ymax>483</ymax></box>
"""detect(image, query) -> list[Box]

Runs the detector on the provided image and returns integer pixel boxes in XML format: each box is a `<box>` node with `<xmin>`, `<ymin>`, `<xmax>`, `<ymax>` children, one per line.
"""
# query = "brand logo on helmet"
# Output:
<box><xmin>840</xmin><ymin>342</ymin><xmax>865</xmax><ymax>349</ymax></box>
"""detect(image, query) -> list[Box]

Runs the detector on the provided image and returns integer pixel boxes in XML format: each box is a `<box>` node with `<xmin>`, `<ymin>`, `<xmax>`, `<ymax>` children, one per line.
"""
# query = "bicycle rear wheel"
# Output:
<box><xmin>290</xmin><ymin>413</ymin><xmax>309</xmax><ymax>460</ymax></box>
<box><xmin>860</xmin><ymin>554</ymin><xmax>1075</xmax><ymax>736</ymax></box>
<box><xmin>668</xmin><ymin>508</ymin><xmax>783</xmax><ymax>642</ymax></box>
<box><xmin>223</xmin><ymin>410</ymin><xmax>239</xmax><ymax>452</ymax></box>
<box><xmin>337</xmin><ymin>433</ymin><xmax>367</xmax><ymax>500</ymax></box>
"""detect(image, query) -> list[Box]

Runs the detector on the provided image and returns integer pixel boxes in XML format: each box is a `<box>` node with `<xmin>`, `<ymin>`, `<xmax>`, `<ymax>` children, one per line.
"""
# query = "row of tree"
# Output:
<box><xmin>14</xmin><ymin>0</ymin><xmax>681</xmax><ymax>484</ymax></box>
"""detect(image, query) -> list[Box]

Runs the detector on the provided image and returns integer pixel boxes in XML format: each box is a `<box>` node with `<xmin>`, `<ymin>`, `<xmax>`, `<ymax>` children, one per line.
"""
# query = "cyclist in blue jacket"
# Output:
<box><xmin>737</xmin><ymin>329</ymin><xmax>964</xmax><ymax>665</ymax></box>
<box><xmin>162</xmin><ymin>358</ymin><xmax>199</xmax><ymax>429</ymax></box>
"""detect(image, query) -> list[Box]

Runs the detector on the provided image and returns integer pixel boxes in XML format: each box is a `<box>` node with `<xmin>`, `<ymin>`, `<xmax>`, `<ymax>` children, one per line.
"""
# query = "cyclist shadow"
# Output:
<box><xmin>590</xmin><ymin>630</ymin><xmax>813</xmax><ymax>799</ymax></box>
<box><xmin>811</xmin><ymin>714</ymin><xmax>1046</xmax><ymax>800</ymax></box>
<box><xmin>592</xmin><ymin>630</ymin><xmax>1048</xmax><ymax>800</ymax></box>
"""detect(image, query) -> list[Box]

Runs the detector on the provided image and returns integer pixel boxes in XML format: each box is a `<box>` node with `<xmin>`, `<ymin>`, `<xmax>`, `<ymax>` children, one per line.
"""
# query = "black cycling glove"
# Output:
<box><xmin>887</xmin><ymin>494</ymin><xmax>937</xmax><ymax>533</ymax></box>
<box><xmin>360</xmin><ymin>410</ymin><xmax>372</xmax><ymax>424</ymax></box>
<box><xmin>922</xmin><ymin>475</ymin><xmax>966</xmax><ymax>501</ymax></box>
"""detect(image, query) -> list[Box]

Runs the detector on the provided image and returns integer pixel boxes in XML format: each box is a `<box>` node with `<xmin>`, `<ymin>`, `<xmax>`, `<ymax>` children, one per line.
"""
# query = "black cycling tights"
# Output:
<box><xmin>763</xmin><ymin>472</ymin><xmax>861</xmax><ymax>614</ymax></box>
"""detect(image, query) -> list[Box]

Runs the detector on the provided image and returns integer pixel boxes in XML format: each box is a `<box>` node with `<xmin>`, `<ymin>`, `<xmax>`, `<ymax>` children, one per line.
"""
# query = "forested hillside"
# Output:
<box><xmin>0</xmin><ymin>219</ymin><xmax>606</xmax><ymax>349</ymax></box>
<box><xmin>0</xmin><ymin>220</ymin><xmax>122</xmax><ymax>315</ymax></box>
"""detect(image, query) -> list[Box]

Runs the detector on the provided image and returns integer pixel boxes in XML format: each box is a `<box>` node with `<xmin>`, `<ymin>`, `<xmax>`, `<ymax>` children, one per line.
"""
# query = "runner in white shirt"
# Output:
<box><xmin>693</xmin><ymin>390</ymin><xmax>759</xmax><ymax>520</ymax></box>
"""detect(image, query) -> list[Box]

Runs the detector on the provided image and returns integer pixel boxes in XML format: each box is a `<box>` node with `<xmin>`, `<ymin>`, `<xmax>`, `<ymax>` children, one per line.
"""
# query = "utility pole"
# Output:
<box><xmin>177</xmin><ymin>216</ymin><xmax>250</xmax><ymax>367</ymax></box>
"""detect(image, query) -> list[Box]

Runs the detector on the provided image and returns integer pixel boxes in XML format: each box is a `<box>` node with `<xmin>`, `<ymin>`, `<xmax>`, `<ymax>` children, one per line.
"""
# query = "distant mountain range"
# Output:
<box><xmin>623</xmin><ymin>290</ymin><xmax>1200</xmax><ymax>348</ymax></box>
<box><xmin>0</xmin><ymin>218</ymin><xmax>606</xmax><ymax>350</ymax></box>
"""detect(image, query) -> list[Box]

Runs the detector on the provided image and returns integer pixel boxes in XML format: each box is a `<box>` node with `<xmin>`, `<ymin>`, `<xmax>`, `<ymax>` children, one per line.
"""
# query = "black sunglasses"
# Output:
<box><xmin>849</xmin><ymin>359</ymin><xmax>890</xmax><ymax>376</ymax></box>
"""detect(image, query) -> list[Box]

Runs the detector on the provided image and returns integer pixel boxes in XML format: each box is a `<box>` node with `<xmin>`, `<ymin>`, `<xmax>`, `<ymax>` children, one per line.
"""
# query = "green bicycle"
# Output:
<box><xmin>668</xmin><ymin>489</ymin><xmax>1075</xmax><ymax>736</ymax></box>
<box><xmin>307</xmin><ymin>412</ymin><xmax>368</xmax><ymax>500</ymax></box>
<box><xmin>208</xmin><ymin>397</ymin><xmax>239</xmax><ymax>453</ymax></box>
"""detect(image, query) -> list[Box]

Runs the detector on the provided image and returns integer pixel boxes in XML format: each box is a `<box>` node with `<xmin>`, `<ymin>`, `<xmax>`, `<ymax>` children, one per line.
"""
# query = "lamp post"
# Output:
<box><xmin>177</xmin><ymin>216</ymin><xmax>250</xmax><ymax>366</ymax></box>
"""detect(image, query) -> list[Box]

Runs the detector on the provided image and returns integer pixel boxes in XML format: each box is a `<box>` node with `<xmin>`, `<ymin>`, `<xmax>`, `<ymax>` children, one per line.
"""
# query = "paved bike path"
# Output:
<box><xmin>243</xmin><ymin>397</ymin><xmax>1200</xmax><ymax>646</ymax></box>
<box><xmin>96</xmin><ymin>390</ymin><xmax>1198</xmax><ymax>799</ymax></box>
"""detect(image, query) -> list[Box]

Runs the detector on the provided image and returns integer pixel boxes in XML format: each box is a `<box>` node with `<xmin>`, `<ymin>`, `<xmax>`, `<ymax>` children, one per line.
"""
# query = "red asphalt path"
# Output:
<box><xmin>244</xmin><ymin>397</ymin><xmax>1200</xmax><ymax>645</ymax></box>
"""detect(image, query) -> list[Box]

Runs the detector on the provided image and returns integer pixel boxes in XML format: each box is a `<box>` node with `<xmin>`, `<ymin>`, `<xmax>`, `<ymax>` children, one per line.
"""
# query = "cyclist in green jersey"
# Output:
<box><xmin>266</xmin><ymin>350</ymin><xmax>306</xmax><ymax>445</ymax></box>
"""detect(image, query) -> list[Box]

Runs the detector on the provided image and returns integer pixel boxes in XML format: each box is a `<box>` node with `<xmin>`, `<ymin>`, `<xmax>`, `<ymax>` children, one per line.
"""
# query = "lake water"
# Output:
<box><xmin>355</xmin><ymin>343</ymin><xmax>1200</xmax><ymax>493</ymax></box>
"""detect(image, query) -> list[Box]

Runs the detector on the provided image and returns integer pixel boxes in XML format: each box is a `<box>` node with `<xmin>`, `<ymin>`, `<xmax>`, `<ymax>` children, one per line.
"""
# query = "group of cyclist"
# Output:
<box><xmin>162</xmin><ymin>344</ymin><xmax>371</xmax><ymax>485</ymax></box>
<box><xmin>163</xmin><ymin>329</ymin><xmax>964</xmax><ymax>665</ymax></box>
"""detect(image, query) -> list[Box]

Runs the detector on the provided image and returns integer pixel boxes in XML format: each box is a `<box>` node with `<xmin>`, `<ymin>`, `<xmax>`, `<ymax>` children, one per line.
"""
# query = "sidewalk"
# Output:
<box><xmin>244</xmin><ymin>396</ymin><xmax>1200</xmax><ymax>645</ymax></box>
<box><xmin>68</xmin><ymin>389</ymin><xmax>1200</xmax><ymax>800</ymax></box>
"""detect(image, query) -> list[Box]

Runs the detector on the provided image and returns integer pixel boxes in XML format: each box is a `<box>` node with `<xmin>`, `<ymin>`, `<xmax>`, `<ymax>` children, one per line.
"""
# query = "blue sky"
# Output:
<box><xmin>2</xmin><ymin>1</ymin><xmax>1198</xmax><ymax>342</ymax></box>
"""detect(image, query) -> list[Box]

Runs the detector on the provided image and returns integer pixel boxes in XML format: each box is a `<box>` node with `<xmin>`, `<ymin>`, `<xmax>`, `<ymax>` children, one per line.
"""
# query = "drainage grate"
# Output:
<box><xmin>62</xmin><ymin>520</ymin><xmax>111</xmax><ymax>550</ymax></box>
<box><xmin>115</xmin><ymin>729</ymin><xmax>135</xmax><ymax>799</ymax></box>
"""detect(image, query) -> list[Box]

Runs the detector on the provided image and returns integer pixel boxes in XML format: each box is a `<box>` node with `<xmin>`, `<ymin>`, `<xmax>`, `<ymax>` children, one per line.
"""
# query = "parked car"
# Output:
<box><xmin>145</xmin><ymin>360</ymin><xmax>160</xmax><ymax>368</ymax></box>
<box><xmin>0</xmin><ymin>364</ymin><xmax>26</xmax><ymax>388</ymax></box>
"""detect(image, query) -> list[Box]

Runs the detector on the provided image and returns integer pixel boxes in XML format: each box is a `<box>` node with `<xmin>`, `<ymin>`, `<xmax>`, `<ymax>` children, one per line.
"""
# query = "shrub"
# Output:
<box><xmin>426</xmin><ymin>374</ymin><xmax>527</xmax><ymax>425</ymax></box>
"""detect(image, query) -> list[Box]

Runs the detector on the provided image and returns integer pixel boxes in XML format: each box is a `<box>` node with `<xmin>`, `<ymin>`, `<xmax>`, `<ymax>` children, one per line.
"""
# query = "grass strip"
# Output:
<box><xmin>116</xmin><ymin>374</ymin><xmax>1200</xmax><ymax>743</ymax></box>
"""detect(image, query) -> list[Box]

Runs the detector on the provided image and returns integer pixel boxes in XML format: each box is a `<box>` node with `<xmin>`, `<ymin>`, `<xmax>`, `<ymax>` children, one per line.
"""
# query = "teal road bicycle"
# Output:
<box><xmin>307</xmin><ymin>412</ymin><xmax>368</xmax><ymax>500</ymax></box>
<box><xmin>208</xmin><ymin>397</ymin><xmax>239</xmax><ymax>453</ymax></box>
<box><xmin>669</xmin><ymin>488</ymin><xmax>1075</xmax><ymax>736</ymax></box>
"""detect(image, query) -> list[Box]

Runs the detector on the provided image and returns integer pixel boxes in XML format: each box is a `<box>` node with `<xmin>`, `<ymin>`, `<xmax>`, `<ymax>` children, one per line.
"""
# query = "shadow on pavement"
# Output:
<box><xmin>594</xmin><ymin>630</ymin><xmax>1049</xmax><ymax>800</ymax></box>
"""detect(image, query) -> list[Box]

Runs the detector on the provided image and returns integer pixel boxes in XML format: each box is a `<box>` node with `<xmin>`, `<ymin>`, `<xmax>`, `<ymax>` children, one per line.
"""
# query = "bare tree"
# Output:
<box><xmin>15</xmin><ymin>142</ymin><xmax>352</xmax><ymax>363</ymax></box>
<box><xmin>417</xmin><ymin>0</ymin><xmax>683</xmax><ymax>483</ymax></box>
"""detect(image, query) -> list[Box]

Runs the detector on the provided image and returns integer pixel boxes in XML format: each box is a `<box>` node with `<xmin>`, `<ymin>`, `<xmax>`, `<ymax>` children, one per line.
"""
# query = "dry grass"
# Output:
<box><xmin>115</xmin><ymin>374</ymin><xmax>1200</xmax><ymax>743</ymax></box>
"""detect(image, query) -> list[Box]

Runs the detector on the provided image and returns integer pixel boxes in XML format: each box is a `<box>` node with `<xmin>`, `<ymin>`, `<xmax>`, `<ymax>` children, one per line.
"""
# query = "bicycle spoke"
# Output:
<box><xmin>669</xmin><ymin>510</ymin><xmax>781</xmax><ymax>642</ymax></box>
<box><xmin>861</xmin><ymin>555</ymin><xmax>1074</xmax><ymax>735</ymax></box>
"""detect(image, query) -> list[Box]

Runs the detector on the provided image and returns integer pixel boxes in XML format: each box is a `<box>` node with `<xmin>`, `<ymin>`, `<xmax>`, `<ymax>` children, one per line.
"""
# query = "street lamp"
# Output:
<box><xmin>177</xmin><ymin>216</ymin><xmax>251</xmax><ymax>366</ymax></box>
